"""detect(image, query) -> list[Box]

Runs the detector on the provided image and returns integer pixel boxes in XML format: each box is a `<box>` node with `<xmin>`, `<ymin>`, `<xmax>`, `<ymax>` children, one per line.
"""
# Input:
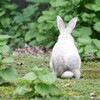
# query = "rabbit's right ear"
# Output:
<box><xmin>66</xmin><ymin>17</ymin><xmax>78</xmax><ymax>34</ymax></box>
<box><xmin>57</xmin><ymin>16</ymin><xmax>65</xmax><ymax>34</ymax></box>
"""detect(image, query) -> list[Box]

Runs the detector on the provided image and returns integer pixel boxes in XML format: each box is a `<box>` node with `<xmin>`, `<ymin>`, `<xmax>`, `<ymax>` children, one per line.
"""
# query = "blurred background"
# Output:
<box><xmin>0</xmin><ymin>0</ymin><xmax>100</xmax><ymax>60</ymax></box>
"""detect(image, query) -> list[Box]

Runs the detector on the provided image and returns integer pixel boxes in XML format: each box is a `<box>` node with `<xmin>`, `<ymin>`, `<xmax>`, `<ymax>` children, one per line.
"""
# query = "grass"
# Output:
<box><xmin>0</xmin><ymin>54</ymin><xmax>100</xmax><ymax>100</ymax></box>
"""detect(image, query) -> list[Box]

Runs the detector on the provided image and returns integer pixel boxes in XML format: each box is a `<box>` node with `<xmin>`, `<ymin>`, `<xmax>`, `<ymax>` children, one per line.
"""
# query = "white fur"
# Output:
<box><xmin>50</xmin><ymin>15</ymin><xmax>81</xmax><ymax>79</ymax></box>
<box><xmin>61</xmin><ymin>71</ymin><xmax>73</xmax><ymax>78</ymax></box>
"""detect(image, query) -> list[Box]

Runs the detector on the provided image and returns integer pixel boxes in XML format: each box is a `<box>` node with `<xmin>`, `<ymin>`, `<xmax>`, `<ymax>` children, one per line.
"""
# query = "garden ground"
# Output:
<box><xmin>0</xmin><ymin>54</ymin><xmax>100</xmax><ymax>100</ymax></box>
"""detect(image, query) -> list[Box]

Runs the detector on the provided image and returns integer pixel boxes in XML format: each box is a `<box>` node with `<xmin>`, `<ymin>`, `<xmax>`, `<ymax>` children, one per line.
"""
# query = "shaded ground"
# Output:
<box><xmin>0</xmin><ymin>54</ymin><xmax>100</xmax><ymax>100</ymax></box>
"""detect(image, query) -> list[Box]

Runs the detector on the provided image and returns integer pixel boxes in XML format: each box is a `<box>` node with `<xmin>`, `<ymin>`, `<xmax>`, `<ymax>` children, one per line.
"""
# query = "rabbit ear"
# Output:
<box><xmin>66</xmin><ymin>17</ymin><xmax>78</xmax><ymax>34</ymax></box>
<box><xmin>57</xmin><ymin>15</ymin><xmax>65</xmax><ymax>34</ymax></box>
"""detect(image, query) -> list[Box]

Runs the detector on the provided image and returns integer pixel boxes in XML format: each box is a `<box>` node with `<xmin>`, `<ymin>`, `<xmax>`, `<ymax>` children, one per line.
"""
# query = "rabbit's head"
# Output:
<box><xmin>57</xmin><ymin>15</ymin><xmax>78</xmax><ymax>39</ymax></box>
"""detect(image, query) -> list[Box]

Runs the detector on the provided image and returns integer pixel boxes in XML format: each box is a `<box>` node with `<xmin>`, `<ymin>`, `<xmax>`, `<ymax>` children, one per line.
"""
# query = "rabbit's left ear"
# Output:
<box><xmin>66</xmin><ymin>17</ymin><xmax>78</xmax><ymax>32</ymax></box>
<box><xmin>57</xmin><ymin>15</ymin><xmax>65</xmax><ymax>34</ymax></box>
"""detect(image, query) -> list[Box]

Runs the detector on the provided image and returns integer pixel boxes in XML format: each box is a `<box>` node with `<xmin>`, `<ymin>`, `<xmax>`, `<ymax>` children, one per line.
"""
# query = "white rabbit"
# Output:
<box><xmin>50</xmin><ymin>15</ymin><xmax>81</xmax><ymax>79</ymax></box>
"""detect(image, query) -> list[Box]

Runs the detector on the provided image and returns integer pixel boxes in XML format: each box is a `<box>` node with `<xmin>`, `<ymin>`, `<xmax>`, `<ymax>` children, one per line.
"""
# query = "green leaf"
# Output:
<box><xmin>5</xmin><ymin>4</ymin><xmax>18</xmax><ymax>10</ymax></box>
<box><xmin>0</xmin><ymin>11</ymin><xmax>5</xmax><ymax>17</ymax></box>
<box><xmin>46</xmin><ymin>23</ymin><xmax>53</xmax><ymax>30</ymax></box>
<box><xmin>39</xmin><ymin>73</ymin><xmax>56</xmax><ymax>84</ymax></box>
<box><xmin>78</xmin><ymin>48</ymin><xmax>84</xmax><ymax>54</ymax></box>
<box><xmin>24</xmin><ymin>91</ymin><xmax>34</xmax><ymax>98</ymax></box>
<box><xmin>0</xmin><ymin>40</ymin><xmax>7</xmax><ymax>45</ymax></box>
<box><xmin>0</xmin><ymin>55</ymin><xmax>2</xmax><ymax>60</ymax></box>
<box><xmin>92</xmin><ymin>4</ymin><xmax>100</xmax><ymax>12</ymax></box>
<box><xmin>14</xmin><ymin>5</ymin><xmax>38</xmax><ymax>24</ymax></box>
<box><xmin>2</xmin><ymin>57</ymin><xmax>14</xmax><ymax>63</ymax></box>
<box><xmin>35</xmin><ymin>83</ymin><xmax>60</xmax><ymax>96</ymax></box>
<box><xmin>0</xmin><ymin>68</ymin><xmax>17</xmax><ymax>82</ymax></box>
<box><xmin>30</xmin><ymin>22</ymin><xmax>37</xmax><ymax>29</ymax></box>
<box><xmin>27</xmin><ymin>0</ymin><xmax>50</xmax><ymax>3</ymax></box>
<box><xmin>96</xmin><ymin>50</ymin><xmax>100</xmax><ymax>57</ymax></box>
<box><xmin>92</xmin><ymin>39</ymin><xmax>100</xmax><ymax>49</ymax></box>
<box><xmin>0</xmin><ymin>35</ymin><xmax>11</xmax><ymax>40</ymax></box>
<box><xmin>0</xmin><ymin>29</ymin><xmax>3</xmax><ymax>33</ymax></box>
<box><xmin>14</xmin><ymin>84</ymin><xmax>27</xmax><ymax>95</ymax></box>
<box><xmin>50</xmin><ymin>0</ymin><xmax>67</xmax><ymax>7</ymax></box>
<box><xmin>14</xmin><ymin>14</ymin><xmax>24</xmax><ymax>24</ymax></box>
<box><xmin>81</xmin><ymin>13</ymin><xmax>95</xmax><ymax>21</ymax></box>
<box><xmin>0</xmin><ymin>77</ymin><xmax>5</xmax><ymax>85</ymax></box>
<box><xmin>37</xmin><ymin>23</ymin><xmax>46</xmax><ymax>30</ymax></box>
<box><xmin>23</xmin><ymin>5</ymin><xmax>38</xmax><ymax>18</ymax></box>
<box><xmin>79</xmin><ymin>27</ymin><xmax>92</xmax><ymax>37</ymax></box>
<box><xmin>72</xmin><ymin>30</ymin><xmax>80</xmax><ymax>37</ymax></box>
<box><xmin>95</xmin><ymin>0</ymin><xmax>100</xmax><ymax>6</ymax></box>
<box><xmin>1</xmin><ymin>17</ymin><xmax>11</xmax><ymax>28</ymax></box>
<box><xmin>93</xmin><ymin>17</ymin><xmax>100</xmax><ymax>23</ymax></box>
<box><xmin>71</xmin><ymin>0</ymin><xmax>81</xmax><ymax>5</ymax></box>
<box><xmin>25</xmin><ymin>30</ymin><xmax>34</xmax><ymax>42</ymax></box>
<box><xmin>43</xmin><ymin>11</ymin><xmax>56</xmax><ymax>17</ymax></box>
<box><xmin>73</xmin><ymin>27</ymin><xmax>92</xmax><ymax>37</ymax></box>
<box><xmin>45</xmin><ymin>41</ymin><xmax>55</xmax><ymax>48</ymax></box>
<box><xmin>85</xmin><ymin>45</ymin><xmax>97</xmax><ymax>53</ymax></box>
<box><xmin>85</xmin><ymin>4</ymin><xmax>93</xmax><ymax>10</ymax></box>
<box><xmin>81</xmin><ymin>13</ymin><xmax>89</xmax><ymax>21</ymax></box>
<box><xmin>93</xmin><ymin>22</ymin><xmax>100</xmax><ymax>32</ymax></box>
<box><xmin>33</xmin><ymin>67</ymin><xmax>49</xmax><ymax>76</ymax></box>
<box><xmin>36</xmin><ymin>34</ymin><xmax>46</xmax><ymax>43</ymax></box>
<box><xmin>77</xmin><ymin>37</ymin><xmax>92</xmax><ymax>45</ymax></box>
<box><xmin>0</xmin><ymin>45</ymin><xmax>11</xmax><ymax>54</ymax></box>
<box><xmin>38</xmin><ymin>16</ymin><xmax>50</xmax><ymax>23</ymax></box>
<box><xmin>0</xmin><ymin>35</ymin><xmax>11</xmax><ymax>46</ymax></box>
<box><xmin>85</xmin><ymin>3</ymin><xmax>100</xmax><ymax>11</ymax></box>
<box><xmin>14</xmin><ymin>32</ymin><xmax>21</xmax><ymax>38</ymax></box>
<box><xmin>29</xmin><ymin>40</ymin><xmax>38</xmax><ymax>46</ymax></box>
<box><xmin>23</xmin><ymin>72</ymin><xmax>37</xmax><ymax>81</ymax></box>
<box><xmin>64</xmin><ymin>15</ymin><xmax>73</xmax><ymax>21</ymax></box>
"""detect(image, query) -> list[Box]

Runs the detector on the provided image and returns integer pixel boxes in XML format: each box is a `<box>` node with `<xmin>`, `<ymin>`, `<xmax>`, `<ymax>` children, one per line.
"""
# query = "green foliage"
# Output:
<box><xmin>26</xmin><ymin>0</ymin><xmax>100</xmax><ymax>60</ymax></box>
<box><xmin>93</xmin><ymin>22</ymin><xmax>100</xmax><ymax>32</ymax></box>
<box><xmin>0</xmin><ymin>35</ymin><xmax>17</xmax><ymax>84</ymax></box>
<box><xmin>0</xmin><ymin>0</ymin><xmax>50</xmax><ymax>48</ymax></box>
<box><xmin>0</xmin><ymin>68</ymin><xmax>17</xmax><ymax>82</ymax></box>
<box><xmin>0</xmin><ymin>0</ymin><xmax>100</xmax><ymax>60</ymax></box>
<box><xmin>26</xmin><ymin>0</ymin><xmax>50</xmax><ymax>3</ymax></box>
<box><xmin>14</xmin><ymin>67</ymin><xmax>60</xmax><ymax>98</ymax></box>
<box><xmin>34</xmin><ymin>83</ymin><xmax>59</xmax><ymax>96</ymax></box>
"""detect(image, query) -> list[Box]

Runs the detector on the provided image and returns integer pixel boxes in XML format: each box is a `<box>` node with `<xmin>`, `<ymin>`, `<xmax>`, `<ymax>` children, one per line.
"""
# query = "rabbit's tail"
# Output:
<box><xmin>61</xmin><ymin>71</ymin><xmax>73</xmax><ymax>78</ymax></box>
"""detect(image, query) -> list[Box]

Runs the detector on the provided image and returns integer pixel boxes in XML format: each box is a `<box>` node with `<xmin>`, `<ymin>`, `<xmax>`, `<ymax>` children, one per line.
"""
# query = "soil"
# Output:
<box><xmin>13</xmin><ymin>45</ymin><xmax>51</xmax><ymax>56</ymax></box>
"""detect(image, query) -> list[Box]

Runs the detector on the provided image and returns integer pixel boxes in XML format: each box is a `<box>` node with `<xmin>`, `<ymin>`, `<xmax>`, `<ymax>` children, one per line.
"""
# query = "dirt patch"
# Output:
<box><xmin>13</xmin><ymin>45</ymin><xmax>51</xmax><ymax>56</ymax></box>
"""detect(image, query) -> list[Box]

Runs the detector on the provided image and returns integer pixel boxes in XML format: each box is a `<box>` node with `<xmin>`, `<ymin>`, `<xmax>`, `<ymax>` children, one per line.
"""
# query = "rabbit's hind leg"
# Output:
<box><xmin>50</xmin><ymin>60</ymin><xmax>59</xmax><ymax>77</ymax></box>
<box><xmin>72</xmin><ymin>69</ymin><xmax>81</xmax><ymax>79</ymax></box>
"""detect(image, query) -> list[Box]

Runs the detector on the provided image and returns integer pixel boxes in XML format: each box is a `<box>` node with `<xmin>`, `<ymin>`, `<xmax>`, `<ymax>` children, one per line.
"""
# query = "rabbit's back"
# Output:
<box><xmin>52</xmin><ymin>38</ymin><xmax>78</xmax><ymax>56</ymax></box>
<box><xmin>51</xmin><ymin>39</ymin><xmax>81</xmax><ymax>76</ymax></box>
